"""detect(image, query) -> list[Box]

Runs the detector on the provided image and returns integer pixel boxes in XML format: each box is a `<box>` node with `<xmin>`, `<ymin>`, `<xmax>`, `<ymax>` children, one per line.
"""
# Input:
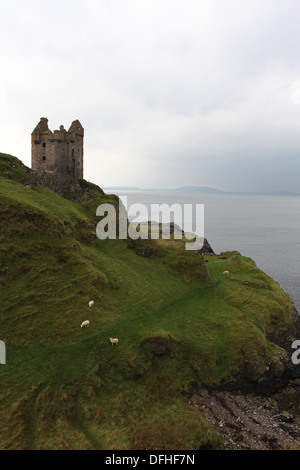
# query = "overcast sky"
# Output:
<box><xmin>1</xmin><ymin>0</ymin><xmax>300</xmax><ymax>192</ymax></box>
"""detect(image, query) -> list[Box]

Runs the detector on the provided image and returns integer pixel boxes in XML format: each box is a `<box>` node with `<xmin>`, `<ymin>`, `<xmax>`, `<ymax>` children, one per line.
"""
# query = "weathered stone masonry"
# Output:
<box><xmin>31</xmin><ymin>117</ymin><xmax>84</xmax><ymax>195</ymax></box>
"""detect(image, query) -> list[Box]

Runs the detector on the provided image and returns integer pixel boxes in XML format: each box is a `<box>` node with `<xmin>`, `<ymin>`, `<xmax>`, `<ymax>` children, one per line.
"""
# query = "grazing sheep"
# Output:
<box><xmin>81</xmin><ymin>320</ymin><xmax>90</xmax><ymax>328</ymax></box>
<box><xmin>110</xmin><ymin>338</ymin><xmax>118</xmax><ymax>345</ymax></box>
<box><xmin>88</xmin><ymin>300</ymin><xmax>94</xmax><ymax>308</ymax></box>
<box><xmin>223</xmin><ymin>270</ymin><xmax>229</xmax><ymax>275</ymax></box>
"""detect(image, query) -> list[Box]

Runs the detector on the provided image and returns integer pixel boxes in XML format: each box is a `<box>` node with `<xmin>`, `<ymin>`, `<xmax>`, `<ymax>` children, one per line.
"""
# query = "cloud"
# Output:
<box><xmin>1</xmin><ymin>0</ymin><xmax>300</xmax><ymax>191</ymax></box>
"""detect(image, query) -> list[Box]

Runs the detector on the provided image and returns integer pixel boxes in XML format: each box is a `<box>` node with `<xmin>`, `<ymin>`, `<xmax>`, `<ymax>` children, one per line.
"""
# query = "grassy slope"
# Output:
<box><xmin>0</xmin><ymin>153</ymin><xmax>298</xmax><ymax>450</ymax></box>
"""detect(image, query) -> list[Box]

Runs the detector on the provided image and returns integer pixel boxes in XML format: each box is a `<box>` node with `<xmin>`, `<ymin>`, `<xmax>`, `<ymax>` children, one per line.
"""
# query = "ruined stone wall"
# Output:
<box><xmin>67</xmin><ymin>120</ymin><xmax>84</xmax><ymax>181</ymax></box>
<box><xmin>31</xmin><ymin>118</ymin><xmax>84</xmax><ymax>195</ymax></box>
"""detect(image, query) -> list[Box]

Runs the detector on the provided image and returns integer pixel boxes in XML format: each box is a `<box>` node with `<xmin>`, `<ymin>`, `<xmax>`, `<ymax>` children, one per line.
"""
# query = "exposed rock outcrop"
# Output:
<box><xmin>197</xmin><ymin>238</ymin><xmax>215</xmax><ymax>256</ymax></box>
<box><xmin>192</xmin><ymin>383</ymin><xmax>300</xmax><ymax>450</ymax></box>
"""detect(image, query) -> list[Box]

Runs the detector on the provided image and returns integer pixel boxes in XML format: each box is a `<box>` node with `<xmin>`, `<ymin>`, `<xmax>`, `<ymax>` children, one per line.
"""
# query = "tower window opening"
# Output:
<box><xmin>42</xmin><ymin>156</ymin><xmax>46</xmax><ymax>161</ymax></box>
<box><xmin>42</xmin><ymin>143</ymin><xmax>46</xmax><ymax>148</ymax></box>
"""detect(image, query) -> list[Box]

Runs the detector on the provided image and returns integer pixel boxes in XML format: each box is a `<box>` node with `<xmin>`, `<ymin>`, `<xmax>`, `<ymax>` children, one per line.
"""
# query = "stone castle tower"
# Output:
<box><xmin>31</xmin><ymin>117</ymin><xmax>84</xmax><ymax>195</ymax></box>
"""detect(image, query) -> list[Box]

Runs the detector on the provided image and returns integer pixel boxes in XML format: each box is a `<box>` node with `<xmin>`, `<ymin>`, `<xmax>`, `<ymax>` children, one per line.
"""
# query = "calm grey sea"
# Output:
<box><xmin>114</xmin><ymin>190</ymin><xmax>300</xmax><ymax>314</ymax></box>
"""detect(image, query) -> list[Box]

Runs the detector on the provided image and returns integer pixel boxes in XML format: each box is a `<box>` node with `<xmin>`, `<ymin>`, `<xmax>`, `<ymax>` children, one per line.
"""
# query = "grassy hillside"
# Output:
<box><xmin>0</xmin><ymin>153</ymin><xmax>299</xmax><ymax>450</ymax></box>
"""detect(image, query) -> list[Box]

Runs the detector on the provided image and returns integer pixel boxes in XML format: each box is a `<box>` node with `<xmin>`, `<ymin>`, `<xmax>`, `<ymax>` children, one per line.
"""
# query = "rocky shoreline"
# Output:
<box><xmin>192</xmin><ymin>380</ymin><xmax>300</xmax><ymax>450</ymax></box>
<box><xmin>196</xmin><ymin>238</ymin><xmax>300</xmax><ymax>449</ymax></box>
<box><xmin>191</xmin><ymin>298</ymin><xmax>300</xmax><ymax>450</ymax></box>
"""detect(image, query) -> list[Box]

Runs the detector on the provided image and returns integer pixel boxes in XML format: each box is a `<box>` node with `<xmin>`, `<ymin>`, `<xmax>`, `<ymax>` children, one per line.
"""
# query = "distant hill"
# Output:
<box><xmin>269</xmin><ymin>190</ymin><xmax>299</xmax><ymax>195</ymax></box>
<box><xmin>105</xmin><ymin>185</ymin><xmax>299</xmax><ymax>195</ymax></box>
<box><xmin>103</xmin><ymin>185</ymin><xmax>224</xmax><ymax>192</ymax></box>
<box><xmin>174</xmin><ymin>186</ymin><xmax>225</xmax><ymax>193</ymax></box>
<box><xmin>103</xmin><ymin>186</ymin><xmax>142</xmax><ymax>191</ymax></box>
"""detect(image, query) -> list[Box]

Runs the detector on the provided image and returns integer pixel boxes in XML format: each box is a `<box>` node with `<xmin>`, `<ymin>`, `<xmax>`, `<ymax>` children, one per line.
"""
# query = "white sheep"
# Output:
<box><xmin>88</xmin><ymin>300</ymin><xmax>94</xmax><ymax>308</ymax></box>
<box><xmin>223</xmin><ymin>270</ymin><xmax>229</xmax><ymax>275</ymax></box>
<box><xmin>81</xmin><ymin>320</ymin><xmax>90</xmax><ymax>328</ymax></box>
<box><xmin>110</xmin><ymin>338</ymin><xmax>118</xmax><ymax>345</ymax></box>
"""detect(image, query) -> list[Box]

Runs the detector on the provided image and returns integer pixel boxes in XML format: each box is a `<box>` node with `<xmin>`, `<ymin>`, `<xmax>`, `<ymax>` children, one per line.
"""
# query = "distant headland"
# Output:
<box><xmin>103</xmin><ymin>185</ymin><xmax>299</xmax><ymax>195</ymax></box>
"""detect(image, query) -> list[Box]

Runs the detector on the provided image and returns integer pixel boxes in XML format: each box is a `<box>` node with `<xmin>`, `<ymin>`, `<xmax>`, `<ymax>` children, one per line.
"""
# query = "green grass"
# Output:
<box><xmin>0</xmin><ymin>153</ymin><xmax>298</xmax><ymax>449</ymax></box>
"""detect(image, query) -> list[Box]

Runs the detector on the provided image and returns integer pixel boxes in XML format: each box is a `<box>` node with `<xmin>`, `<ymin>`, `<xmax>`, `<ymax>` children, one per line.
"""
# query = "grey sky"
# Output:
<box><xmin>1</xmin><ymin>0</ymin><xmax>300</xmax><ymax>192</ymax></box>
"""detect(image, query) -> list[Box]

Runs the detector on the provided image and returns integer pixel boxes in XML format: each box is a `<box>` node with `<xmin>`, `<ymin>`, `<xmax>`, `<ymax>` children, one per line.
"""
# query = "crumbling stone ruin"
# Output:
<box><xmin>31</xmin><ymin>117</ymin><xmax>84</xmax><ymax>195</ymax></box>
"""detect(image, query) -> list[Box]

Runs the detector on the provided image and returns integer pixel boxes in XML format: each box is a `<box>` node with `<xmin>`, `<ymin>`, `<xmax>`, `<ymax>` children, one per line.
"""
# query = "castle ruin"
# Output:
<box><xmin>31</xmin><ymin>117</ymin><xmax>84</xmax><ymax>195</ymax></box>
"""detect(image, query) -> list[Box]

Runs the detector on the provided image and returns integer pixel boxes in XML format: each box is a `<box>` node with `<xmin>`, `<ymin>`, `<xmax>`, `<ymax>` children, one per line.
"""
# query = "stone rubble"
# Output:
<box><xmin>190</xmin><ymin>380</ymin><xmax>300</xmax><ymax>450</ymax></box>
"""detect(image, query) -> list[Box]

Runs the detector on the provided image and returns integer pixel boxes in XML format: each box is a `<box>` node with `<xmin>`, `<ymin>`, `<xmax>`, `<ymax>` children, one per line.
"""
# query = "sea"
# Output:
<box><xmin>112</xmin><ymin>190</ymin><xmax>300</xmax><ymax>315</ymax></box>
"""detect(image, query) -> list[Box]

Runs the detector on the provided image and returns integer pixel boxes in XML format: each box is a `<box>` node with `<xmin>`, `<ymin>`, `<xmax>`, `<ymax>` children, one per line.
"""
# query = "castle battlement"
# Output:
<box><xmin>31</xmin><ymin>117</ymin><xmax>84</xmax><ymax>195</ymax></box>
